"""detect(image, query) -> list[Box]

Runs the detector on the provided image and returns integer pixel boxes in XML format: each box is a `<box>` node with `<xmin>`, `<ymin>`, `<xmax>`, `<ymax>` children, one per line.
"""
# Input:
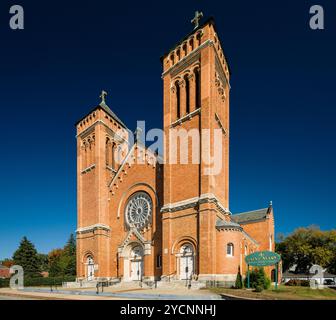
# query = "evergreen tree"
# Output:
<box><xmin>47</xmin><ymin>234</ymin><xmax>77</xmax><ymax>277</ymax></box>
<box><xmin>12</xmin><ymin>237</ymin><xmax>41</xmax><ymax>278</ymax></box>
<box><xmin>37</xmin><ymin>254</ymin><xmax>49</xmax><ymax>272</ymax></box>
<box><xmin>63</xmin><ymin>234</ymin><xmax>76</xmax><ymax>276</ymax></box>
<box><xmin>235</xmin><ymin>266</ymin><xmax>243</xmax><ymax>289</ymax></box>
<box><xmin>244</xmin><ymin>267</ymin><xmax>271</xmax><ymax>290</ymax></box>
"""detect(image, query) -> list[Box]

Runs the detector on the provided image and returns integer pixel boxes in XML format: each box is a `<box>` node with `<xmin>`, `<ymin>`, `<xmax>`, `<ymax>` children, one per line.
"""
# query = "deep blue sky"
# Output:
<box><xmin>0</xmin><ymin>0</ymin><xmax>335</xmax><ymax>259</ymax></box>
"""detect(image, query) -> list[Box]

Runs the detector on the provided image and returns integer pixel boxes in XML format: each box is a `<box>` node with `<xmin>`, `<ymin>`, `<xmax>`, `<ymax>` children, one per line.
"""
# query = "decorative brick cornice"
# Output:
<box><xmin>76</xmin><ymin>119</ymin><xmax>127</xmax><ymax>143</ymax></box>
<box><xmin>76</xmin><ymin>223</ymin><xmax>111</xmax><ymax>234</ymax></box>
<box><xmin>162</xmin><ymin>40</ymin><xmax>211</xmax><ymax>78</ymax></box>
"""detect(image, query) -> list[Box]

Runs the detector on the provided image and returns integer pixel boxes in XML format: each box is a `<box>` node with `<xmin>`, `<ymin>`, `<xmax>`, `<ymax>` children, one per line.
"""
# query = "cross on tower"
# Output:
<box><xmin>191</xmin><ymin>11</ymin><xmax>203</xmax><ymax>29</ymax></box>
<box><xmin>100</xmin><ymin>90</ymin><xmax>107</xmax><ymax>104</ymax></box>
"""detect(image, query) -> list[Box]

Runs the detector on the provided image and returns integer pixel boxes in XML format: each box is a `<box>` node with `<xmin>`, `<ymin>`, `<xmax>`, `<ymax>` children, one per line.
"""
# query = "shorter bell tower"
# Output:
<box><xmin>76</xmin><ymin>92</ymin><xmax>129</xmax><ymax>279</ymax></box>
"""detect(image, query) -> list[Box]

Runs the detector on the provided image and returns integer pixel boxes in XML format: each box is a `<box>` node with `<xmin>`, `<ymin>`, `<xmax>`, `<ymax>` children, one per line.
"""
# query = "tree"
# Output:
<box><xmin>235</xmin><ymin>266</ymin><xmax>243</xmax><ymax>289</ymax></box>
<box><xmin>63</xmin><ymin>234</ymin><xmax>76</xmax><ymax>276</ymax></box>
<box><xmin>276</xmin><ymin>227</ymin><xmax>336</xmax><ymax>273</ymax></box>
<box><xmin>244</xmin><ymin>267</ymin><xmax>270</xmax><ymax>291</ymax></box>
<box><xmin>47</xmin><ymin>234</ymin><xmax>77</xmax><ymax>277</ymax></box>
<box><xmin>48</xmin><ymin>249</ymin><xmax>63</xmax><ymax>277</ymax></box>
<box><xmin>12</xmin><ymin>237</ymin><xmax>41</xmax><ymax>278</ymax></box>
<box><xmin>37</xmin><ymin>254</ymin><xmax>49</xmax><ymax>272</ymax></box>
<box><xmin>0</xmin><ymin>259</ymin><xmax>14</xmax><ymax>268</ymax></box>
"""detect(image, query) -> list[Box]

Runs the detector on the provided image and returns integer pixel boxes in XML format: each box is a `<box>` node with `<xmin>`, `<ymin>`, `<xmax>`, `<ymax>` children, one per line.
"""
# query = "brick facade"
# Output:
<box><xmin>75</xmin><ymin>17</ymin><xmax>276</xmax><ymax>286</ymax></box>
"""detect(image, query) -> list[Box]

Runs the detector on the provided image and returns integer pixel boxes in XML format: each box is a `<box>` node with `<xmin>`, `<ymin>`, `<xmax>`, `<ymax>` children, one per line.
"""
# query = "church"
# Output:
<box><xmin>75</xmin><ymin>13</ymin><xmax>276</xmax><ymax>287</ymax></box>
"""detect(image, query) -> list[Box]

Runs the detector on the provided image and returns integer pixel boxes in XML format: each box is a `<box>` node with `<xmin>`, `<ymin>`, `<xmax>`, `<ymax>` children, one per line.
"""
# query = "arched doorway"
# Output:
<box><xmin>127</xmin><ymin>245</ymin><xmax>144</xmax><ymax>281</ymax></box>
<box><xmin>179</xmin><ymin>244</ymin><xmax>194</xmax><ymax>280</ymax></box>
<box><xmin>86</xmin><ymin>256</ymin><xmax>95</xmax><ymax>281</ymax></box>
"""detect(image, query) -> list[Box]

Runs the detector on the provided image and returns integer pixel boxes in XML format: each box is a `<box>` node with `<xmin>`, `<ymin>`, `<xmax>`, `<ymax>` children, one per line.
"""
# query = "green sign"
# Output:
<box><xmin>245</xmin><ymin>251</ymin><xmax>281</xmax><ymax>267</ymax></box>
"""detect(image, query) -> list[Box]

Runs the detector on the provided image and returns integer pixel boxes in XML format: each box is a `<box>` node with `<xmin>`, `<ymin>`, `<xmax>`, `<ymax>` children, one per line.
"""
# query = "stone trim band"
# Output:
<box><xmin>161</xmin><ymin>193</ymin><xmax>230</xmax><ymax>215</ymax></box>
<box><xmin>76</xmin><ymin>223</ymin><xmax>111</xmax><ymax>234</ymax></box>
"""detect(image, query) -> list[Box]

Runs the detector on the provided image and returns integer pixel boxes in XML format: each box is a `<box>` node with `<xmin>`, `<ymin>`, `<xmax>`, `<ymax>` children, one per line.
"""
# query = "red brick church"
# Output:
<box><xmin>75</xmin><ymin>13</ymin><xmax>276</xmax><ymax>286</ymax></box>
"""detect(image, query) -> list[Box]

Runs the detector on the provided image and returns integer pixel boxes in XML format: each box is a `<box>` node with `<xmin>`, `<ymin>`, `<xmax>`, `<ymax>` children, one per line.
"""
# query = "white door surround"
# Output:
<box><xmin>123</xmin><ymin>244</ymin><xmax>144</xmax><ymax>281</ymax></box>
<box><xmin>86</xmin><ymin>256</ymin><xmax>95</xmax><ymax>281</ymax></box>
<box><xmin>178</xmin><ymin>244</ymin><xmax>194</xmax><ymax>280</ymax></box>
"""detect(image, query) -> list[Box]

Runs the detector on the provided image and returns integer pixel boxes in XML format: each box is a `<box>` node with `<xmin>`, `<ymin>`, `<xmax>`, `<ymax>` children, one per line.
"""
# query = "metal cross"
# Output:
<box><xmin>100</xmin><ymin>90</ymin><xmax>107</xmax><ymax>104</ymax></box>
<box><xmin>191</xmin><ymin>11</ymin><xmax>203</xmax><ymax>29</ymax></box>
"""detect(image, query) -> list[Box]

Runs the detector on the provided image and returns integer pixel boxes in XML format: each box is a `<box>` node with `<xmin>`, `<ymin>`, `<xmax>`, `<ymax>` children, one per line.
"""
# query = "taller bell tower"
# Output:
<box><xmin>161</xmin><ymin>15</ymin><xmax>231</xmax><ymax>280</ymax></box>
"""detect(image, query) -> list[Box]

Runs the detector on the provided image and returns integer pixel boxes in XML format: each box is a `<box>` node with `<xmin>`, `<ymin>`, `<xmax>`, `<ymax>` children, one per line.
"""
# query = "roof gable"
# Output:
<box><xmin>76</xmin><ymin>102</ymin><xmax>127</xmax><ymax>129</ymax></box>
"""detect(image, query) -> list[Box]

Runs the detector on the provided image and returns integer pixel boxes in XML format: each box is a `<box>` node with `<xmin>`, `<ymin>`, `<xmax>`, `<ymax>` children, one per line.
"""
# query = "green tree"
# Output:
<box><xmin>47</xmin><ymin>234</ymin><xmax>76</xmax><ymax>277</ymax></box>
<box><xmin>276</xmin><ymin>227</ymin><xmax>336</xmax><ymax>273</ymax></box>
<box><xmin>37</xmin><ymin>254</ymin><xmax>49</xmax><ymax>272</ymax></box>
<box><xmin>244</xmin><ymin>267</ymin><xmax>270</xmax><ymax>291</ymax></box>
<box><xmin>48</xmin><ymin>249</ymin><xmax>63</xmax><ymax>277</ymax></box>
<box><xmin>235</xmin><ymin>266</ymin><xmax>243</xmax><ymax>289</ymax></box>
<box><xmin>12</xmin><ymin>237</ymin><xmax>41</xmax><ymax>278</ymax></box>
<box><xmin>63</xmin><ymin>234</ymin><xmax>76</xmax><ymax>276</ymax></box>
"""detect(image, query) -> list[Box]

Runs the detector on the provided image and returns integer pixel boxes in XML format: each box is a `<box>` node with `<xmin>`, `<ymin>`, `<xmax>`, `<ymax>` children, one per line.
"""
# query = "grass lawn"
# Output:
<box><xmin>210</xmin><ymin>285</ymin><xmax>336</xmax><ymax>300</ymax></box>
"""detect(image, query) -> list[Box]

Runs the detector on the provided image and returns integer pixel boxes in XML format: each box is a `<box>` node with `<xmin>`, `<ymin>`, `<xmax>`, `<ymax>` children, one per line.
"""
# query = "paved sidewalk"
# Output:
<box><xmin>0</xmin><ymin>287</ymin><xmax>221</xmax><ymax>300</ymax></box>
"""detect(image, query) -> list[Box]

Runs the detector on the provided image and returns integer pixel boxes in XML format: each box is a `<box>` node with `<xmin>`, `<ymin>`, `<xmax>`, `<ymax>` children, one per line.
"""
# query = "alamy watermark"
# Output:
<box><xmin>9</xmin><ymin>265</ymin><xmax>24</xmax><ymax>289</ymax></box>
<box><xmin>9</xmin><ymin>5</ymin><xmax>24</xmax><ymax>30</ymax></box>
<box><xmin>3</xmin><ymin>5</ymin><xmax>330</xmax><ymax>31</ymax></box>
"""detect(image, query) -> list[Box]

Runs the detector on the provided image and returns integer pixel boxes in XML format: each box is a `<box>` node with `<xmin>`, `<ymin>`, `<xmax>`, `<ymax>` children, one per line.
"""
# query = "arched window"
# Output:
<box><xmin>175</xmin><ymin>81</ymin><xmax>181</xmax><ymax>119</ymax></box>
<box><xmin>180</xmin><ymin>244</ymin><xmax>193</xmax><ymax>256</ymax></box>
<box><xmin>269</xmin><ymin>235</ymin><xmax>273</xmax><ymax>251</ymax></box>
<box><xmin>131</xmin><ymin>246</ymin><xmax>143</xmax><ymax>259</ymax></box>
<box><xmin>189</xmin><ymin>38</ymin><xmax>194</xmax><ymax>51</ymax></box>
<box><xmin>227</xmin><ymin>243</ymin><xmax>234</xmax><ymax>257</ymax></box>
<box><xmin>87</xmin><ymin>256</ymin><xmax>94</xmax><ymax>265</ymax></box>
<box><xmin>195</xmin><ymin>68</ymin><xmax>201</xmax><ymax>108</ymax></box>
<box><xmin>182</xmin><ymin>43</ymin><xmax>187</xmax><ymax>56</ymax></box>
<box><xmin>176</xmin><ymin>49</ymin><xmax>180</xmax><ymax>61</ymax></box>
<box><xmin>184</xmin><ymin>75</ymin><xmax>190</xmax><ymax>114</ymax></box>
<box><xmin>196</xmin><ymin>32</ymin><xmax>202</xmax><ymax>46</ymax></box>
<box><xmin>244</xmin><ymin>245</ymin><xmax>248</xmax><ymax>255</ymax></box>
<box><xmin>106</xmin><ymin>138</ymin><xmax>111</xmax><ymax>166</ymax></box>
<box><xmin>112</xmin><ymin>142</ymin><xmax>116</xmax><ymax>170</ymax></box>
<box><xmin>170</xmin><ymin>54</ymin><xmax>175</xmax><ymax>66</ymax></box>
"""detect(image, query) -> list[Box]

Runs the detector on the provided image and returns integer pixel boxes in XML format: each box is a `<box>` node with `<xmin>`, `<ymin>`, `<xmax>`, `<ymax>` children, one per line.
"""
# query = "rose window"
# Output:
<box><xmin>125</xmin><ymin>192</ymin><xmax>152</xmax><ymax>229</ymax></box>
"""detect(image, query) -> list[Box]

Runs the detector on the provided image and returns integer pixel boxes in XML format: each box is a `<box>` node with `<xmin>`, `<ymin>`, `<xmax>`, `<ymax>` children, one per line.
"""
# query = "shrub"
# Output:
<box><xmin>235</xmin><ymin>269</ymin><xmax>243</xmax><ymax>289</ymax></box>
<box><xmin>0</xmin><ymin>276</ymin><xmax>76</xmax><ymax>288</ymax></box>
<box><xmin>24</xmin><ymin>275</ymin><xmax>76</xmax><ymax>287</ymax></box>
<box><xmin>254</xmin><ymin>285</ymin><xmax>263</xmax><ymax>292</ymax></box>
<box><xmin>244</xmin><ymin>267</ymin><xmax>271</xmax><ymax>290</ymax></box>
<box><xmin>285</xmin><ymin>279</ymin><xmax>310</xmax><ymax>287</ymax></box>
<box><xmin>0</xmin><ymin>278</ymin><xmax>10</xmax><ymax>288</ymax></box>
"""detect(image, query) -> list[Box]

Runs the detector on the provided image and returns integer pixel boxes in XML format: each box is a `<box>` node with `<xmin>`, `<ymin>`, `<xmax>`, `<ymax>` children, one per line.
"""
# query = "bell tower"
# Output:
<box><xmin>161</xmin><ymin>14</ymin><xmax>231</xmax><ymax>280</ymax></box>
<box><xmin>76</xmin><ymin>92</ymin><xmax>129</xmax><ymax>279</ymax></box>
